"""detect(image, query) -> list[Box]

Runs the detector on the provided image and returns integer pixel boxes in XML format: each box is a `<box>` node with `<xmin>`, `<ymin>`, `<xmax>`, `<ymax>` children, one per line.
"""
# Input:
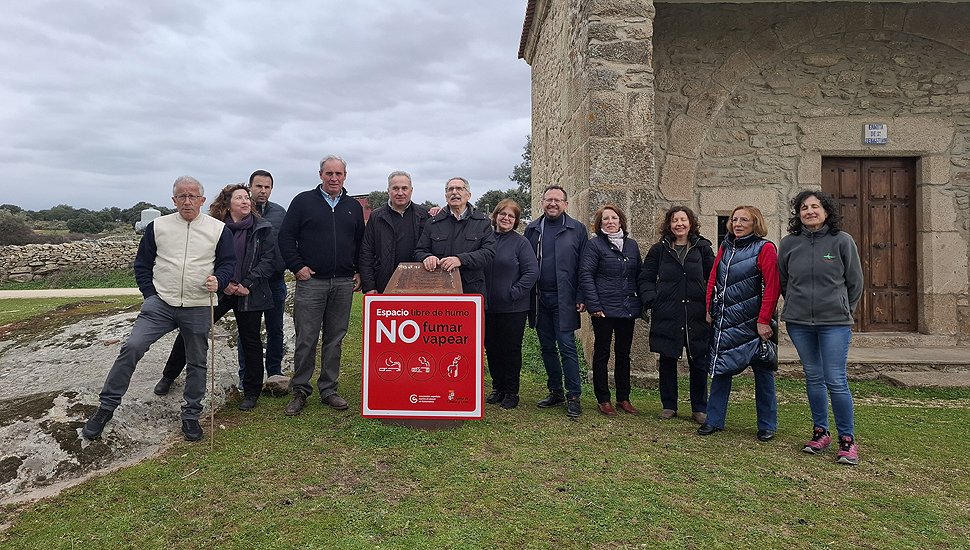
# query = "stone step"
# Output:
<box><xmin>878</xmin><ymin>372</ymin><xmax>970</xmax><ymax>390</ymax></box>
<box><xmin>778</xmin><ymin>343</ymin><xmax>970</xmax><ymax>379</ymax></box>
<box><xmin>778</xmin><ymin>329</ymin><xmax>960</xmax><ymax>348</ymax></box>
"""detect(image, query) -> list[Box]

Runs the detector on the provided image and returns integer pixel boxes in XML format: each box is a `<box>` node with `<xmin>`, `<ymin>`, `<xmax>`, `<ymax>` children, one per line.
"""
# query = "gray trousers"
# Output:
<box><xmin>98</xmin><ymin>295</ymin><xmax>211</xmax><ymax>420</ymax></box>
<box><xmin>290</xmin><ymin>277</ymin><xmax>354</xmax><ymax>399</ymax></box>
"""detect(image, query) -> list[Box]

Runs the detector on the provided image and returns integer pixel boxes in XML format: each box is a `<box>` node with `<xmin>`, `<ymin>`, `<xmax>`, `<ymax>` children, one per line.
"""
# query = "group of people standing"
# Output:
<box><xmin>80</xmin><ymin>160</ymin><xmax>863</xmax><ymax>464</ymax></box>
<box><xmin>481</xmin><ymin>186</ymin><xmax>863</xmax><ymax>465</ymax></box>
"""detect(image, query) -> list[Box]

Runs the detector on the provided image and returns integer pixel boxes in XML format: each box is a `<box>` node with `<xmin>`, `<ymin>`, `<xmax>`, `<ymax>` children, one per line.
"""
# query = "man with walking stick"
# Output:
<box><xmin>82</xmin><ymin>175</ymin><xmax>236</xmax><ymax>442</ymax></box>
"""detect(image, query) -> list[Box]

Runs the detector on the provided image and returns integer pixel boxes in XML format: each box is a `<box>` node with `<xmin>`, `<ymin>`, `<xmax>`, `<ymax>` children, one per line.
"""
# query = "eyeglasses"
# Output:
<box><xmin>174</xmin><ymin>195</ymin><xmax>203</xmax><ymax>202</ymax></box>
<box><xmin>730</xmin><ymin>217</ymin><xmax>752</xmax><ymax>224</ymax></box>
<box><xmin>446</xmin><ymin>186</ymin><xmax>466</xmax><ymax>193</ymax></box>
<box><xmin>542</xmin><ymin>198</ymin><xmax>565</xmax><ymax>204</ymax></box>
<box><xmin>496</xmin><ymin>212</ymin><xmax>516</xmax><ymax>219</ymax></box>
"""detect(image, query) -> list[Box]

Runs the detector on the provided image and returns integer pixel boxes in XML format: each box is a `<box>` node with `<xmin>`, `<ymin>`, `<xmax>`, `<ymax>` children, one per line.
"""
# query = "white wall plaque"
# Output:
<box><xmin>864</xmin><ymin>124</ymin><xmax>888</xmax><ymax>144</ymax></box>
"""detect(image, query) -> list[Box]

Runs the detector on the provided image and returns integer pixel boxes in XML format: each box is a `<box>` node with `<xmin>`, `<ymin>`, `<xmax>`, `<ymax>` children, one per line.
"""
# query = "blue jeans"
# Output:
<box><xmin>290</xmin><ymin>276</ymin><xmax>354</xmax><ymax>399</ymax></box>
<box><xmin>786</xmin><ymin>323</ymin><xmax>854</xmax><ymax>438</ymax></box>
<box><xmin>706</xmin><ymin>367</ymin><xmax>777</xmax><ymax>431</ymax></box>
<box><xmin>535</xmin><ymin>291</ymin><xmax>582</xmax><ymax>398</ymax></box>
<box><xmin>238</xmin><ymin>275</ymin><xmax>287</xmax><ymax>383</ymax></box>
<box><xmin>99</xmin><ymin>295</ymin><xmax>210</xmax><ymax>420</ymax></box>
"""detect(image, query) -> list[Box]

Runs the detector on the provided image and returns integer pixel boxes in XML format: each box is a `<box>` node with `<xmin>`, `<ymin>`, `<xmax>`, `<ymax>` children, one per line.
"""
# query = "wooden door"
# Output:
<box><xmin>821</xmin><ymin>158</ymin><xmax>917</xmax><ymax>332</ymax></box>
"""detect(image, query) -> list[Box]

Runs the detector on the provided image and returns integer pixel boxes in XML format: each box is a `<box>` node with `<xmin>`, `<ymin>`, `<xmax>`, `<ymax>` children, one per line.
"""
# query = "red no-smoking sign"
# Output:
<box><xmin>361</xmin><ymin>295</ymin><xmax>483</xmax><ymax>418</ymax></box>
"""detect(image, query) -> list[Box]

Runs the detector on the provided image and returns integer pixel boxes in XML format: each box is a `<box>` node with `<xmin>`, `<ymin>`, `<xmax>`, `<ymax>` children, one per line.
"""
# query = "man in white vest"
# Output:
<box><xmin>82</xmin><ymin>176</ymin><xmax>236</xmax><ymax>442</ymax></box>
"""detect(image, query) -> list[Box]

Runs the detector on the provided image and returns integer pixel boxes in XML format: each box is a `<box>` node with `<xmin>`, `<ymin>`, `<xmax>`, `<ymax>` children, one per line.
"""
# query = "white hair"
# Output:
<box><xmin>319</xmin><ymin>155</ymin><xmax>347</xmax><ymax>171</ymax></box>
<box><xmin>172</xmin><ymin>175</ymin><xmax>203</xmax><ymax>197</ymax></box>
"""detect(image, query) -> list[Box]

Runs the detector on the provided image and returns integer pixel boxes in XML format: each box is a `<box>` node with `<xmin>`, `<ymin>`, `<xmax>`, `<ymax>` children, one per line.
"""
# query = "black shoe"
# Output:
<box><xmin>239</xmin><ymin>396</ymin><xmax>258</xmax><ymax>411</ymax></box>
<box><xmin>757</xmin><ymin>429</ymin><xmax>775</xmax><ymax>442</ymax></box>
<box><xmin>182</xmin><ymin>419</ymin><xmax>203</xmax><ymax>441</ymax></box>
<box><xmin>153</xmin><ymin>377</ymin><xmax>174</xmax><ymax>396</ymax></box>
<box><xmin>486</xmin><ymin>390</ymin><xmax>505</xmax><ymax>404</ymax></box>
<box><xmin>566</xmin><ymin>397</ymin><xmax>582</xmax><ymax>417</ymax></box>
<box><xmin>500</xmin><ymin>394</ymin><xmax>519</xmax><ymax>409</ymax></box>
<box><xmin>537</xmin><ymin>392</ymin><xmax>566</xmax><ymax>408</ymax></box>
<box><xmin>697</xmin><ymin>423</ymin><xmax>722</xmax><ymax>436</ymax></box>
<box><xmin>81</xmin><ymin>407</ymin><xmax>113</xmax><ymax>439</ymax></box>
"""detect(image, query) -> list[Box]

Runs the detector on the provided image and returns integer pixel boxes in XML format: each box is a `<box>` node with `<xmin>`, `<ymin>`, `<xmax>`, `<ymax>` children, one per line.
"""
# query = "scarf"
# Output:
<box><xmin>224</xmin><ymin>213</ymin><xmax>255</xmax><ymax>283</ymax></box>
<box><xmin>605</xmin><ymin>229</ymin><xmax>624</xmax><ymax>251</ymax></box>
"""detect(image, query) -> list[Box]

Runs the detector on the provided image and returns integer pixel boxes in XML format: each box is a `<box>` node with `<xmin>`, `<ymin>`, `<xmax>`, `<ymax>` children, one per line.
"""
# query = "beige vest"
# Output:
<box><xmin>152</xmin><ymin>213</ymin><xmax>226</xmax><ymax>307</ymax></box>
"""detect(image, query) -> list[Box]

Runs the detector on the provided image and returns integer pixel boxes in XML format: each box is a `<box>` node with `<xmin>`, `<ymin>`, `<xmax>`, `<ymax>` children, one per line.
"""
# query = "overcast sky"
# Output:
<box><xmin>1</xmin><ymin>0</ymin><xmax>532</xmax><ymax>211</ymax></box>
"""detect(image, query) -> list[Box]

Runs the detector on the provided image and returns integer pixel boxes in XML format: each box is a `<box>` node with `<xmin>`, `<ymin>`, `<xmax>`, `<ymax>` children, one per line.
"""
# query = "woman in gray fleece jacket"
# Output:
<box><xmin>779</xmin><ymin>190</ymin><xmax>863</xmax><ymax>465</ymax></box>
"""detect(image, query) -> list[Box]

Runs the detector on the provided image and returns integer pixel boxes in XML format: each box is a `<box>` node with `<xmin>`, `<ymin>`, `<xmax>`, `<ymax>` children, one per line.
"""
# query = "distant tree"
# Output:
<box><xmin>0</xmin><ymin>204</ymin><xmax>23</xmax><ymax>214</ymax></box>
<box><xmin>475</xmin><ymin>189</ymin><xmax>531</xmax><ymax>219</ymax></box>
<box><xmin>119</xmin><ymin>202</ymin><xmax>172</xmax><ymax>225</ymax></box>
<box><xmin>510</xmin><ymin>135</ymin><xmax>531</xmax><ymax>194</ymax></box>
<box><xmin>421</xmin><ymin>200</ymin><xmax>439</xmax><ymax>209</ymax></box>
<box><xmin>36</xmin><ymin>204</ymin><xmax>81</xmax><ymax>222</ymax></box>
<box><xmin>0</xmin><ymin>210</ymin><xmax>38</xmax><ymax>245</ymax></box>
<box><xmin>67</xmin><ymin>212</ymin><xmax>107</xmax><ymax>234</ymax></box>
<box><xmin>366</xmin><ymin>190</ymin><xmax>389</xmax><ymax>210</ymax></box>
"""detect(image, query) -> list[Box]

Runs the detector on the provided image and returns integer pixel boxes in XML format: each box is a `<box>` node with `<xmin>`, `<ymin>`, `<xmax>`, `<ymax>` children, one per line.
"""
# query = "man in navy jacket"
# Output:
<box><xmin>278</xmin><ymin>155</ymin><xmax>364</xmax><ymax>415</ymax></box>
<box><xmin>523</xmin><ymin>185</ymin><xmax>588</xmax><ymax>417</ymax></box>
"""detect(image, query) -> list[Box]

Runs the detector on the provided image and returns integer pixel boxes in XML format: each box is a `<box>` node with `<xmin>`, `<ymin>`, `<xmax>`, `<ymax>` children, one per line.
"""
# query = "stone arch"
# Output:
<box><xmin>660</xmin><ymin>3</ymin><xmax>970</xmax><ymax>207</ymax></box>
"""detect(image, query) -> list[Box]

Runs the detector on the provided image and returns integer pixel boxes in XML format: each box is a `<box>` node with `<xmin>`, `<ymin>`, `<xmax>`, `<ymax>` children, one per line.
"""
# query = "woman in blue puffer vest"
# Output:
<box><xmin>699</xmin><ymin>205</ymin><xmax>781</xmax><ymax>441</ymax></box>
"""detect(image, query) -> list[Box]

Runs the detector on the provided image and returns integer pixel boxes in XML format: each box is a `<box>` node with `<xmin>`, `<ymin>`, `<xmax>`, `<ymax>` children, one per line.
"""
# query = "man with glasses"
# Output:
<box><xmin>82</xmin><ymin>176</ymin><xmax>236</xmax><ymax>442</ymax></box>
<box><xmin>414</xmin><ymin>177</ymin><xmax>495</xmax><ymax>302</ymax></box>
<box><xmin>278</xmin><ymin>155</ymin><xmax>364</xmax><ymax>415</ymax></box>
<box><xmin>523</xmin><ymin>185</ymin><xmax>588</xmax><ymax>417</ymax></box>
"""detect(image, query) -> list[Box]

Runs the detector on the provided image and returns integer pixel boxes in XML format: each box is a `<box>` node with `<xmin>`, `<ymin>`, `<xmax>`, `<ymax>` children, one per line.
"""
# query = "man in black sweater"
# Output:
<box><xmin>278</xmin><ymin>155</ymin><xmax>364</xmax><ymax>415</ymax></box>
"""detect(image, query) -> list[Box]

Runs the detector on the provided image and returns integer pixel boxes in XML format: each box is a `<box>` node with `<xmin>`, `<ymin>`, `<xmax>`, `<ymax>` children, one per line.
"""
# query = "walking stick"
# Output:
<box><xmin>209</xmin><ymin>289</ymin><xmax>216</xmax><ymax>451</ymax></box>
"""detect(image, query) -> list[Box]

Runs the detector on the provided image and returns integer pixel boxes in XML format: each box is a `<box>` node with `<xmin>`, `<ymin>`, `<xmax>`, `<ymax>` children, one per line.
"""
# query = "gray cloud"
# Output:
<box><xmin>0</xmin><ymin>0</ymin><xmax>532</xmax><ymax>210</ymax></box>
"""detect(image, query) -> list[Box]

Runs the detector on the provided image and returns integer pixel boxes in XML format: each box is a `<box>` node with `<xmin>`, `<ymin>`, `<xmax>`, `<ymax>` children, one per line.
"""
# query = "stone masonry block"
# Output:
<box><xmin>798</xmin><ymin>151</ymin><xmax>822</xmax><ymax>186</ymax></box>
<box><xmin>686</xmin><ymin>86</ymin><xmax>729</xmax><ymax>124</ymax></box>
<box><xmin>904</xmin><ymin>8</ymin><xmax>943</xmax><ymax>37</ymax></box>
<box><xmin>919</xmin><ymin>293</ymin><xmax>959</xmax><ymax>335</ymax></box>
<box><xmin>627</xmin><ymin>91</ymin><xmax>653</xmax><ymax>137</ymax></box>
<box><xmin>917</xmin><ymin>185</ymin><xmax>959</xmax><ymax>232</ymax></box>
<box><xmin>919</xmin><ymin>155</ymin><xmax>950</xmax><ymax>186</ymax></box>
<box><xmin>668</xmin><ymin>115</ymin><xmax>708</xmax><ymax>159</ymax></box>
<box><xmin>589</xmin><ymin>137</ymin><xmax>653</xmax><ymax>188</ymax></box>
<box><xmin>744</xmin><ymin>27</ymin><xmax>785</xmax><ymax>67</ymax></box>
<box><xmin>774</xmin><ymin>15</ymin><xmax>814</xmax><ymax>50</ymax></box>
<box><xmin>845</xmin><ymin>4</ymin><xmax>883</xmax><ymax>31</ymax></box>
<box><xmin>883</xmin><ymin>4</ymin><xmax>906</xmax><ymax>31</ymax></box>
<box><xmin>698</xmin><ymin>187</ymin><xmax>779</xmax><ymax>218</ymax></box>
<box><xmin>713</xmin><ymin>51</ymin><xmax>757</xmax><ymax>91</ymax></box>
<box><xmin>814</xmin><ymin>7</ymin><xmax>846</xmax><ymax>37</ymax></box>
<box><xmin>589</xmin><ymin>91</ymin><xmax>627</xmax><ymax>138</ymax></box>
<box><xmin>588</xmin><ymin>41</ymin><xmax>651</xmax><ymax>65</ymax></box>
<box><xmin>920</xmin><ymin>232</ymin><xmax>969</xmax><ymax>294</ymax></box>
<box><xmin>660</xmin><ymin>155</ymin><xmax>696</xmax><ymax>201</ymax></box>
<box><xmin>936</xmin><ymin>18</ymin><xmax>970</xmax><ymax>56</ymax></box>
<box><xmin>589</xmin><ymin>0</ymin><xmax>655</xmax><ymax>19</ymax></box>
<box><xmin>798</xmin><ymin>117</ymin><xmax>954</xmax><ymax>155</ymax></box>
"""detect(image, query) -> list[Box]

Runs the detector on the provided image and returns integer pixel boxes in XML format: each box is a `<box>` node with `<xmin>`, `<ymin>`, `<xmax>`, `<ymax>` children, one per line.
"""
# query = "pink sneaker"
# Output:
<box><xmin>802</xmin><ymin>426</ymin><xmax>831</xmax><ymax>454</ymax></box>
<box><xmin>836</xmin><ymin>435</ymin><xmax>859</xmax><ymax>465</ymax></box>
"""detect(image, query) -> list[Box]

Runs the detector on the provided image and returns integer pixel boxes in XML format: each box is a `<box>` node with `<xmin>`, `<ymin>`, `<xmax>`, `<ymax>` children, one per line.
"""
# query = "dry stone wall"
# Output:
<box><xmin>0</xmin><ymin>237</ymin><xmax>139</xmax><ymax>283</ymax></box>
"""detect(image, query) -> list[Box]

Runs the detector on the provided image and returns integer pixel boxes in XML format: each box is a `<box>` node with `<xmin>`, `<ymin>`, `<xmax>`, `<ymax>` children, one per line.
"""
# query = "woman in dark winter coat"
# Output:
<box><xmin>700</xmin><ymin>205</ymin><xmax>780</xmax><ymax>441</ymax></box>
<box><xmin>155</xmin><ymin>184</ymin><xmax>277</xmax><ymax>411</ymax></box>
<box><xmin>779</xmin><ymin>190</ymin><xmax>863</xmax><ymax>465</ymax></box>
<box><xmin>638</xmin><ymin>206</ymin><xmax>714</xmax><ymax>423</ymax></box>
<box><xmin>579</xmin><ymin>204</ymin><xmax>642</xmax><ymax>417</ymax></box>
<box><xmin>483</xmin><ymin>200</ymin><xmax>538</xmax><ymax>409</ymax></box>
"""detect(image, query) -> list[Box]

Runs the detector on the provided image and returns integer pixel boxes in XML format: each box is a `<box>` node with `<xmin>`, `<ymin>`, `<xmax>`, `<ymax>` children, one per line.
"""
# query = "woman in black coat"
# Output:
<box><xmin>579</xmin><ymin>204</ymin><xmax>642</xmax><ymax>417</ymax></box>
<box><xmin>638</xmin><ymin>206</ymin><xmax>714</xmax><ymax>423</ymax></box>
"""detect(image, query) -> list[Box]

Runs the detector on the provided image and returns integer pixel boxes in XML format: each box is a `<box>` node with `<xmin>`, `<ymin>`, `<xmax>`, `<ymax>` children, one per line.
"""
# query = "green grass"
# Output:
<box><xmin>0</xmin><ymin>267</ymin><xmax>136</xmax><ymax>291</ymax></box>
<box><xmin>1</xmin><ymin>296</ymin><xmax>969</xmax><ymax>549</ymax></box>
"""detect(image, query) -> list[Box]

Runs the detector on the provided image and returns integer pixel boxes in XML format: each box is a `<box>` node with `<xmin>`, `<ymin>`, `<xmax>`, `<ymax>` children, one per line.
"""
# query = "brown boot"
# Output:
<box><xmin>597</xmin><ymin>402</ymin><xmax>617</xmax><ymax>417</ymax></box>
<box><xmin>285</xmin><ymin>392</ymin><xmax>307</xmax><ymax>416</ymax></box>
<box><xmin>692</xmin><ymin>412</ymin><xmax>708</xmax><ymax>424</ymax></box>
<box><xmin>658</xmin><ymin>408</ymin><xmax>677</xmax><ymax>420</ymax></box>
<box><xmin>615</xmin><ymin>400</ymin><xmax>639</xmax><ymax>415</ymax></box>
